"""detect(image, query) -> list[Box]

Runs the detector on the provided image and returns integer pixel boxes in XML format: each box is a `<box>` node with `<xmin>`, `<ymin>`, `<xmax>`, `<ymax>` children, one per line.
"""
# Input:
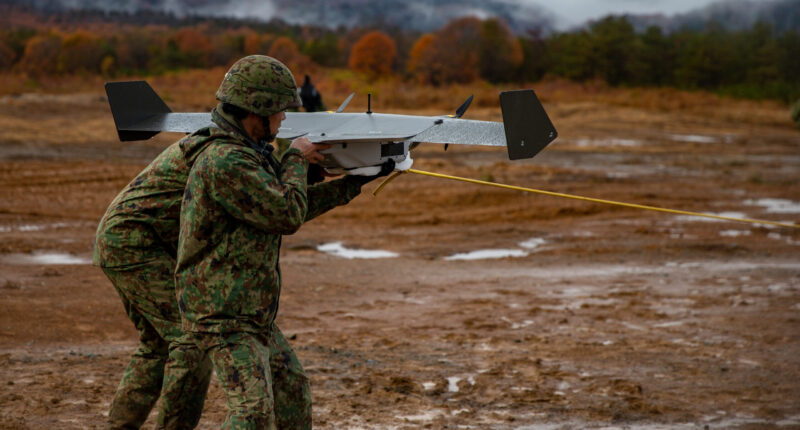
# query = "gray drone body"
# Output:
<box><xmin>104</xmin><ymin>81</ymin><xmax>558</xmax><ymax>173</ymax></box>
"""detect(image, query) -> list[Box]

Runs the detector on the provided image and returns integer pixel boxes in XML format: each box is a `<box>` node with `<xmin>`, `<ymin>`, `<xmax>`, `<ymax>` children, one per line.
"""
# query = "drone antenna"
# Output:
<box><xmin>367</xmin><ymin>93</ymin><xmax>372</xmax><ymax>115</ymax></box>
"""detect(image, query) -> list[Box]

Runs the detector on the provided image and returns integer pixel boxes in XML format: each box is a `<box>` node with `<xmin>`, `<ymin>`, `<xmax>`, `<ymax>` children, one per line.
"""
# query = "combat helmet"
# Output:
<box><xmin>216</xmin><ymin>55</ymin><xmax>301</xmax><ymax>117</ymax></box>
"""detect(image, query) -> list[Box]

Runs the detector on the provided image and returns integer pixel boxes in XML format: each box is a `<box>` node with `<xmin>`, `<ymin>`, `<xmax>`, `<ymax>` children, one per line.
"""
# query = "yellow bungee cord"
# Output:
<box><xmin>373</xmin><ymin>168</ymin><xmax>799</xmax><ymax>229</ymax></box>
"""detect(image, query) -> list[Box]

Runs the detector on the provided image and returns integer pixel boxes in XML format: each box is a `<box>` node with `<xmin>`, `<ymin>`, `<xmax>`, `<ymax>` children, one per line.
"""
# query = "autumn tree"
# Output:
<box><xmin>267</xmin><ymin>36</ymin><xmax>316</xmax><ymax>76</ymax></box>
<box><xmin>408</xmin><ymin>17</ymin><xmax>522</xmax><ymax>85</ymax></box>
<box><xmin>348</xmin><ymin>31</ymin><xmax>397</xmax><ymax>80</ymax></box>
<box><xmin>58</xmin><ymin>30</ymin><xmax>107</xmax><ymax>74</ymax></box>
<box><xmin>0</xmin><ymin>28</ymin><xmax>36</xmax><ymax>65</ymax></box>
<box><xmin>209</xmin><ymin>29</ymin><xmax>250</xmax><ymax>67</ymax></box>
<box><xmin>18</xmin><ymin>33</ymin><xmax>62</xmax><ymax>76</ymax></box>
<box><xmin>171</xmin><ymin>27</ymin><xmax>212</xmax><ymax>68</ymax></box>
<box><xmin>428</xmin><ymin>17</ymin><xmax>482</xmax><ymax>84</ymax></box>
<box><xmin>407</xmin><ymin>33</ymin><xmax>438</xmax><ymax>84</ymax></box>
<box><xmin>0</xmin><ymin>39</ymin><xmax>16</xmax><ymax>70</ymax></box>
<box><xmin>478</xmin><ymin>19</ymin><xmax>523</xmax><ymax>82</ymax></box>
<box><xmin>244</xmin><ymin>31</ymin><xmax>274</xmax><ymax>55</ymax></box>
<box><xmin>114</xmin><ymin>28</ymin><xmax>159</xmax><ymax>72</ymax></box>
<box><xmin>268</xmin><ymin>37</ymin><xmax>301</xmax><ymax>63</ymax></box>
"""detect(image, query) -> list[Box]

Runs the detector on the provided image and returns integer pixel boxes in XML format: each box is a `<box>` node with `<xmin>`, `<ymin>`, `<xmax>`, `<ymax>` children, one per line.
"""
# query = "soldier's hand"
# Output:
<box><xmin>290</xmin><ymin>137</ymin><xmax>331</xmax><ymax>164</ymax></box>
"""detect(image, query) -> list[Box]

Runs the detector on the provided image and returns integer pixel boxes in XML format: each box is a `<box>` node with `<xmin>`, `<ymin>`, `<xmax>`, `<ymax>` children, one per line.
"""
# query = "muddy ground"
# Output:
<box><xmin>0</xmin><ymin>90</ymin><xmax>799</xmax><ymax>429</ymax></box>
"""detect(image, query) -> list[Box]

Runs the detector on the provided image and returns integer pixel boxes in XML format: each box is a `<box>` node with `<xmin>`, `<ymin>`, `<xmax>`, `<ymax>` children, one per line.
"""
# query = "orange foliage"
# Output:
<box><xmin>348</xmin><ymin>31</ymin><xmax>397</xmax><ymax>81</ymax></box>
<box><xmin>18</xmin><ymin>33</ymin><xmax>62</xmax><ymax>76</ymax></box>
<box><xmin>268</xmin><ymin>37</ymin><xmax>300</xmax><ymax>62</ymax></box>
<box><xmin>173</xmin><ymin>27</ymin><xmax>212</xmax><ymax>67</ymax></box>
<box><xmin>407</xmin><ymin>33</ymin><xmax>438</xmax><ymax>84</ymax></box>
<box><xmin>407</xmin><ymin>34</ymin><xmax>434</xmax><ymax>74</ymax></box>
<box><xmin>268</xmin><ymin>36</ymin><xmax>317</xmax><ymax>78</ymax></box>
<box><xmin>244</xmin><ymin>31</ymin><xmax>274</xmax><ymax>56</ymax></box>
<box><xmin>174</xmin><ymin>28</ymin><xmax>212</xmax><ymax>54</ymax></box>
<box><xmin>58</xmin><ymin>30</ymin><xmax>107</xmax><ymax>74</ymax></box>
<box><xmin>209</xmin><ymin>28</ymin><xmax>252</xmax><ymax>66</ymax></box>
<box><xmin>429</xmin><ymin>17</ymin><xmax>482</xmax><ymax>84</ymax></box>
<box><xmin>115</xmin><ymin>28</ymin><xmax>160</xmax><ymax>71</ymax></box>
<box><xmin>408</xmin><ymin>17</ymin><xmax>523</xmax><ymax>85</ymax></box>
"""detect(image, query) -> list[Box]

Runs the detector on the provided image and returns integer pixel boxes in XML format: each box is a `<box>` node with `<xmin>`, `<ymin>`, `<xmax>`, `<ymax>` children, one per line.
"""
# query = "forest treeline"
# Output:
<box><xmin>1</xmin><ymin>10</ymin><xmax>798</xmax><ymax>103</ymax></box>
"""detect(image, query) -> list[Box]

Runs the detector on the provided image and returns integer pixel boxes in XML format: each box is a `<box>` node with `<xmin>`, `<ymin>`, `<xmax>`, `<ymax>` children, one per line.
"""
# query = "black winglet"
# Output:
<box><xmin>455</xmin><ymin>94</ymin><xmax>473</xmax><ymax>118</ymax></box>
<box><xmin>105</xmin><ymin>81</ymin><xmax>171</xmax><ymax>141</ymax></box>
<box><xmin>499</xmin><ymin>90</ymin><xmax>557</xmax><ymax>160</ymax></box>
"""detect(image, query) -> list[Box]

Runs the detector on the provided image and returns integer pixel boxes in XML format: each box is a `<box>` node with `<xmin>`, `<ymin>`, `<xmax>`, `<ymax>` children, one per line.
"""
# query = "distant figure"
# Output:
<box><xmin>299</xmin><ymin>74</ymin><xmax>326</xmax><ymax>112</ymax></box>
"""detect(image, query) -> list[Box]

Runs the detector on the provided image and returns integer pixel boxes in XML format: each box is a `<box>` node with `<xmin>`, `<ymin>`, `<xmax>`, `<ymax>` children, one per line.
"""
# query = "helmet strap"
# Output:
<box><xmin>261</xmin><ymin>115</ymin><xmax>277</xmax><ymax>144</ymax></box>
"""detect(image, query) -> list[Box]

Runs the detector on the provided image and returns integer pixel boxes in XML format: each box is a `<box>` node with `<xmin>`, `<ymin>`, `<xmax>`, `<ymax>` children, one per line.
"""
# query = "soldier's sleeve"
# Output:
<box><xmin>273</xmin><ymin>138</ymin><xmax>293</xmax><ymax>161</ymax></box>
<box><xmin>198</xmin><ymin>144</ymin><xmax>309</xmax><ymax>234</ymax></box>
<box><xmin>304</xmin><ymin>177</ymin><xmax>363</xmax><ymax>222</ymax></box>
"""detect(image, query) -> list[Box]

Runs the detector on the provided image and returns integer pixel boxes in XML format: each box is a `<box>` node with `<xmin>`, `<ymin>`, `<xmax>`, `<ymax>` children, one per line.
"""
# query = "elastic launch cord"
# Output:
<box><xmin>373</xmin><ymin>168</ymin><xmax>799</xmax><ymax>229</ymax></box>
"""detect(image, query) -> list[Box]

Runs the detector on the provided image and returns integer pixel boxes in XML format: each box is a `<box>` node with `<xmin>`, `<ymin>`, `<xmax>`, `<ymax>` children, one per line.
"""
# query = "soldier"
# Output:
<box><xmin>94</xmin><ymin>107</ymin><xmax>215</xmax><ymax>428</ymax></box>
<box><xmin>174</xmin><ymin>55</ymin><xmax>392</xmax><ymax>429</ymax></box>
<box><xmin>299</xmin><ymin>75</ymin><xmax>326</xmax><ymax>113</ymax></box>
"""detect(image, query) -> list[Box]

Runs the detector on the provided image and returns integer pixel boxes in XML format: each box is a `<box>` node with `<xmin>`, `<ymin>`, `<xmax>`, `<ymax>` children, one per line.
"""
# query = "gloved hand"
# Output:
<box><xmin>350</xmin><ymin>159</ymin><xmax>396</xmax><ymax>186</ymax></box>
<box><xmin>307</xmin><ymin>164</ymin><xmax>326</xmax><ymax>185</ymax></box>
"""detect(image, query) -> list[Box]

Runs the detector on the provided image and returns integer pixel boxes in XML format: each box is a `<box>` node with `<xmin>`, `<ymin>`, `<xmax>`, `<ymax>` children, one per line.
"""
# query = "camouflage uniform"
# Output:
<box><xmin>94</xmin><ymin>139</ymin><xmax>215</xmax><ymax>429</ymax></box>
<box><xmin>175</xmin><ymin>55</ymin><xmax>364</xmax><ymax>429</ymax></box>
<box><xmin>176</xmin><ymin>109</ymin><xmax>363</xmax><ymax>429</ymax></box>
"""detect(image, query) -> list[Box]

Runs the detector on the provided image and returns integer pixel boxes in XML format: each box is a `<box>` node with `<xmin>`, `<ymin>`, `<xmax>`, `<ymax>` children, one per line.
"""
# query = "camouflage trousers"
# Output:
<box><xmin>189</xmin><ymin>326</ymin><xmax>312</xmax><ymax>430</ymax></box>
<box><xmin>103</xmin><ymin>257</ymin><xmax>212</xmax><ymax>430</ymax></box>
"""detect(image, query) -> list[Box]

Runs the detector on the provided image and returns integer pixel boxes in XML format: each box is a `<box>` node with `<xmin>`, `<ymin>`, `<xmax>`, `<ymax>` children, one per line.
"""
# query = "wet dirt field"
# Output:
<box><xmin>0</xmin><ymin>91</ymin><xmax>799</xmax><ymax>429</ymax></box>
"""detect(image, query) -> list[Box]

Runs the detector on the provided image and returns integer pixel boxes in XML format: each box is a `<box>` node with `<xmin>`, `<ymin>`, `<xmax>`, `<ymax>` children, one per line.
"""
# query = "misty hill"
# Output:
<box><xmin>21</xmin><ymin>0</ymin><xmax>557</xmax><ymax>33</ymax></box>
<box><xmin>619</xmin><ymin>0</ymin><xmax>800</xmax><ymax>33</ymax></box>
<box><xmin>17</xmin><ymin>0</ymin><xmax>800</xmax><ymax>34</ymax></box>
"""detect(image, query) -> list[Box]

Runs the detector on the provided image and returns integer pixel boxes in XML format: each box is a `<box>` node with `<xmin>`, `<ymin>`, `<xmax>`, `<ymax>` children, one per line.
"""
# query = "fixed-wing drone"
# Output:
<box><xmin>105</xmin><ymin>81</ymin><xmax>558</xmax><ymax>174</ymax></box>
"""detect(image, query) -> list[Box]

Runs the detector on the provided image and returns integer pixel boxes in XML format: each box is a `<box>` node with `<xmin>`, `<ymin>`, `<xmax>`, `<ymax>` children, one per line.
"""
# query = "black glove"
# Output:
<box><xmin>307</xmin><ymin>164</ymin><xmax>326</xmax><ymax>185</ymax></box>
<box><xmin>350</xmin><ymin>159</ymin><xmax>396</xmax><ymax>186</ymax></box>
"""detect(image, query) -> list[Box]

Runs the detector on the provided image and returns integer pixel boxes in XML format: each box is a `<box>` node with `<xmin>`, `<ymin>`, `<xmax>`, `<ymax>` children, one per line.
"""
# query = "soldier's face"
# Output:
<box><xmin>246</xmin><ymin>111</ymin><xmax>286</xmax><ymax>142</ymax></box>
<box><xmin>267</xmin><ymin>111</ymin><xmax>286</xmax><ymax>137</ymax></box>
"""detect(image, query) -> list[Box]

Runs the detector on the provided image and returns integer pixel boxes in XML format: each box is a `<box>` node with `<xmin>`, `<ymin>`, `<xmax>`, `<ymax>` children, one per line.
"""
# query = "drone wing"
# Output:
<box><xmin>410</xmin><ymin>90</ymin><xmax>557</xmax><ymax>160</ymax></box>
<box><xmin>105</xmin><ymin>81</ymin><xmax>557</xmax><ymax>162</ymax></box>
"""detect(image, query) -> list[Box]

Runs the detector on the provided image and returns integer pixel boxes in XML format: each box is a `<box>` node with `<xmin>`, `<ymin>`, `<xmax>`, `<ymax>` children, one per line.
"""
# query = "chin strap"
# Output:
<box><xmin>260</xmin><ymin>115</ymin><xmax>278</xmax><ymax>144</ymax></box>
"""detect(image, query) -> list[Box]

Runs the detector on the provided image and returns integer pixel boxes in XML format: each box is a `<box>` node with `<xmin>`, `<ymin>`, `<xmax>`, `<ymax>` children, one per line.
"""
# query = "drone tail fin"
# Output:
<box><xmin>105</xmin><ymin>81</ymin><xmax>171</xmax><ymax>141</ymax></box>
<box><xmin>499</xmin><ymin>90</ymin><xmax>558</xmax><ymax>160</ymax></box>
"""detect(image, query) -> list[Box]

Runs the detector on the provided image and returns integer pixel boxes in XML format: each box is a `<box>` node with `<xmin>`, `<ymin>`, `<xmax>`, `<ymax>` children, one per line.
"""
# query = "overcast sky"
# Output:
<box><xmin>540</xmin><ymin>0</ymin><xmax>763</xmax><ymax>28</ymax></box>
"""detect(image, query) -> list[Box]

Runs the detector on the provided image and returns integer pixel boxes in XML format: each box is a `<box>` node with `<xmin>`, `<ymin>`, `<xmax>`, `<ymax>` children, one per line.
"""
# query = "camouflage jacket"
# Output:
<box><xmin>94</xmin><ymin>140</ymin><xmax>201</xmax><ymax>268</ymax></box>
<box><xmin>95</xmin><ymin>105</ymin><xmax>361</xmax><ymax>272</ymax></box>
<box><xmin>175</xmin><ymin>108</ymin><xmax>362</xmax><ymax>334</ymax></box>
